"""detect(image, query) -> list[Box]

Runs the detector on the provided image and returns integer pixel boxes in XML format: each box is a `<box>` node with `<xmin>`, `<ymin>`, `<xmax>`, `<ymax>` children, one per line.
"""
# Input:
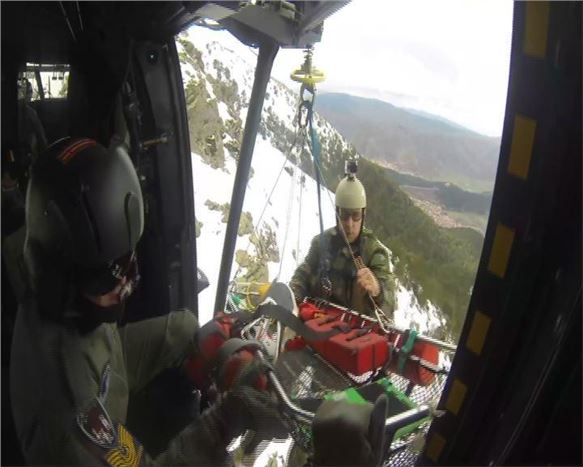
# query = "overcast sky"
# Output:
<box><xmin>270</xmin><ymin>0</ymin><xmax>514</xmax><ymax>137</ymax></box>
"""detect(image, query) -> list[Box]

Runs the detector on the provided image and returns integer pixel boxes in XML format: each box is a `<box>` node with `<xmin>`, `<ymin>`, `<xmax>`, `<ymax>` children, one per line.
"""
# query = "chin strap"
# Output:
<box><xmin>73</xmin><ymin>295</ymin><xmax>125</xmax><ymax>334</ymax></box>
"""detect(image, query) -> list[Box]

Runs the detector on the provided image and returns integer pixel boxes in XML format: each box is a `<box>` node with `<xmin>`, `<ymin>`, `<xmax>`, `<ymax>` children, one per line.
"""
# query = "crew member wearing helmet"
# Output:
<box><xmin>290</xmin><ymin>160</ymin><xmax>395</xmax><ymax>317</ymax></box>
<box><xmin>10</xmin><ymin>137</ymin><xmax>283</xmax><ymax>465</ymax></box>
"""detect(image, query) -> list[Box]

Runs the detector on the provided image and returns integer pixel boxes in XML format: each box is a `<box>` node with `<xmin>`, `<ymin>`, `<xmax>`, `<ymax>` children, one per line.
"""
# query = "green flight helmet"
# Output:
<box><xmin>335</xmin><ymin>174</ymin><xmax>366</xmax><ymax>210</ymax></box>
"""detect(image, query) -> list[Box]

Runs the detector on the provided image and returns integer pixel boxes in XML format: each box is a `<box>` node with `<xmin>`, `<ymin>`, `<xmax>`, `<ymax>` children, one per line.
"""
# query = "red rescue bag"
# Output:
<box><xmin>387</xmin><ymin>333</ymin><xmax>439</xmax><ymax>386</ymax></box>
<box><xmin>304</xmin><ymin>316</ymin><xmax>389</xmax><ymax>376</ymax></box>
<box><xmin>326</xmin><ymin>328</ymin><xmax>389</xmax><ymax>376</ymax></box>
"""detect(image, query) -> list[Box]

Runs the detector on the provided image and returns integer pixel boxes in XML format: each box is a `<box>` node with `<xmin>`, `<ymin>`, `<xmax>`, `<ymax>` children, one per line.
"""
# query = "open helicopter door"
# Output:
<box><xmin>208</xmin><ymin>1</ymin><xmax>350</xmax><ymax>314</ymax></box>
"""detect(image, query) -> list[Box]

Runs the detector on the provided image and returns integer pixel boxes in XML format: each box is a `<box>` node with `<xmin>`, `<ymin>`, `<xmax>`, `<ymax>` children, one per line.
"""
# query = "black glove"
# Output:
<box><xmin>313</xmin><ymin>395</ymin><xmax>388</xmax><ymax>466</ymax></box>
<box><xmin>198</xmin><ymin>383</ymin><xmax>289</xmax><ymax>455</ymax></box>
<box><xmin>229</xmin><ymin>385</ymin><xmax>290</xmax><ymax>453</ymax></box>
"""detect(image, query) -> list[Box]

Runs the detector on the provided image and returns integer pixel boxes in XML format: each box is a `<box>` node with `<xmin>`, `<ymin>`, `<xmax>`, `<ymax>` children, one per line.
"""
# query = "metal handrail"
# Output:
<box><xmin>256</xmin><ymin>349</ymin><xmax>434</xmax><ymax>442</ymax></box>
<box><xmin>304</xmin><ymin>297</ymin><xmax>458</xmax><ymax>352</ymax></box>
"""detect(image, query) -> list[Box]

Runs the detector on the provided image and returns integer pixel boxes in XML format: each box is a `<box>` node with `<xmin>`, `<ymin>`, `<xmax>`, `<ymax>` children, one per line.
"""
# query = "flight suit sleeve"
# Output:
<box><xmin>70</xmin><ymin>412</ymin><xmax>231</xmax><ymax>467</ymax></box>
<box><xmin>367</xmin><ymin>243</ymin><xmax>395</xmax><ymax>317</ymax></box>
<box><xmin>118</xmin><ymin>309</ymin><xmax>198</xmax><ymax>394</ymax></box>
<box><xmin>289</xmin><ymin>235</ymin><xmax>320</xmax><ymax>302</ymax></box>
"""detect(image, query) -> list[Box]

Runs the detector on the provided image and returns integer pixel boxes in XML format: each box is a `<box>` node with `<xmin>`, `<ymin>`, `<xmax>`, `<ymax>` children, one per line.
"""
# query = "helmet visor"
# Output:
<box><xmin>77</xmin><ymin>251</ymin><xmax>139</xmax><ymax>297</ymax></box>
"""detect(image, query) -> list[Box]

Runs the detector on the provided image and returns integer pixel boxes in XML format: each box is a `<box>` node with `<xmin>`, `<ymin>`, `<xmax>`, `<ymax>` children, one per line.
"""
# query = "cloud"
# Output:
<box><xmin>272</xmin><ymin>0</ymin><xmax>513</xmax><ymax>136</ymax></box>
<box><xmin>189</xmin><ymin>1</ymin><xmax>513</xmax><ymax>136</ymax></box>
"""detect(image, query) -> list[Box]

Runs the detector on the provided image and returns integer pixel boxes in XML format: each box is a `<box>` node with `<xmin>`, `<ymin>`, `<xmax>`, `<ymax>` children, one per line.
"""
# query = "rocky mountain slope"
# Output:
<box><xmin>315</xmin><ymin>92</ymin><xmax>501</xmax><ymax>193</ymax></box>
<box><xmin>178</xmin><ymin>27</ymin><xmax>466</xmax><ymax>340</ymax></box>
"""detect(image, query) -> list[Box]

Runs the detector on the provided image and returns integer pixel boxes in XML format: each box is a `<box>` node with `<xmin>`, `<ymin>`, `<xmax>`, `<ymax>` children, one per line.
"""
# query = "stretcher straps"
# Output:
<box><xmin>230</xmin><ymin>304</ymin><xmax>350</xmax><ymax>341</ymax></box>
<box><xmin>397</xmin><ymin>330</ymin><xmax>418</xmax><ymax>374</ymax></box>
<box><xmin>235</xmin><ymin>306</ymin><xmax>446</xmax><ymax>376</ymax></box>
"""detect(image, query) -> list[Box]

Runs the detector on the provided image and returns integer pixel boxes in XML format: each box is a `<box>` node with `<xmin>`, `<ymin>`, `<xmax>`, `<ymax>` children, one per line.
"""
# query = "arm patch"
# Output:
<box><xmin>105</xmin><ymin>424</ymin><xmax>144</xmax><ymax>467</ymax></box>
<box><xmin>77</xmin><ymin>398</ymin><xmax>144</xmax><ymax>466</ymax></box>
<box><xmin>77</xmin><ymin>398</ymin><xmax>117</xmax><ymax>449</ymax></box>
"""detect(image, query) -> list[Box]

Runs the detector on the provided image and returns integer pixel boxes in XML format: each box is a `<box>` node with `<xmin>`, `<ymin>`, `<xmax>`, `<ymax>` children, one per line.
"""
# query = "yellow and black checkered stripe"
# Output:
<box><xmin>104</xmin><ymin>424</ymin><xmax>143</xmax><ymax>467</ymax></box>
<box><xmin>419</xmin><ymin>2</ymin><xmax>575</xmax><ymax>464</ymax></box>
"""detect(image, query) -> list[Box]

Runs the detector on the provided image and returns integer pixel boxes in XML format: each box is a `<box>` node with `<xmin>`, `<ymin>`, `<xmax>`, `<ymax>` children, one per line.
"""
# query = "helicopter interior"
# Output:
<box><xmin>1</xmin><ymin>1</ymin><xmax>345</xmax><ymax>463</ymax></box>
<box><xmin>1</xmin><ymin>1</ymin><xmax>581</xmax><ymax>466</ymax></box>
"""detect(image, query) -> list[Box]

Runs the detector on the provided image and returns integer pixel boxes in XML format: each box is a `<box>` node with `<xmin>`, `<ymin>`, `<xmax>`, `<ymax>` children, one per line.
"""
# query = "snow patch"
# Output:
<box><xmin>393</xmin><ymin>283</ymin><xmax>443</xmax><ymax>334</ymax></box>
<box><xmin>183</xmin><ymin>25</ymin><xmax>447</xmax><ymax>339</ymax></box>
<box><xmin>217</xmin><ymin>101</ymin><xmax>231</xmax><ymax>122</ymax></box>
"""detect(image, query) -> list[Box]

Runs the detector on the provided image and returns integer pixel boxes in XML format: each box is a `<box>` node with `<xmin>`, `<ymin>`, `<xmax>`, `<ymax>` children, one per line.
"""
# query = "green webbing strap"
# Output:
<box><xmin>398</xmin><ymin>330</ymin><xmax>418</xmax><ymax>374</ymax></box>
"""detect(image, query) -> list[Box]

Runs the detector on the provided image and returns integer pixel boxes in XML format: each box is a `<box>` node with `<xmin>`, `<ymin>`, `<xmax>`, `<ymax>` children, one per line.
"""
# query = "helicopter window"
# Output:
<box><xmin>22</xmin><ymin>64</ymin><xmax>70</xmax><ymax>101</ymax></box>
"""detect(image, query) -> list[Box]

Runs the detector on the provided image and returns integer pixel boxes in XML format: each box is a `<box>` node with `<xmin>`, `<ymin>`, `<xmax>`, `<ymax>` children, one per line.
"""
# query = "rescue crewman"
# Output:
<box><xmin>17</xmin><ymin>78</ymin><xmax>47</xmax><ymax>167</ymax></box>
<box><xmin>9</xmin><ymin>137</ymin><xmax>283</xmax><ymax>465</ymax></box>
<box><xmin>290</xmin><ymin>161</ymin><xmax>395</xmax><ymax>317</ymax></box>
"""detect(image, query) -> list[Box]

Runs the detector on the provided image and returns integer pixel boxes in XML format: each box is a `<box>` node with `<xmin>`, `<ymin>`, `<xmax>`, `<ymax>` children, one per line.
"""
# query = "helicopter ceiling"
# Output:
<box><xmin>2</xmin><ymin>1</ymin><xmax>348</xmax><ymax>66</ymax></box>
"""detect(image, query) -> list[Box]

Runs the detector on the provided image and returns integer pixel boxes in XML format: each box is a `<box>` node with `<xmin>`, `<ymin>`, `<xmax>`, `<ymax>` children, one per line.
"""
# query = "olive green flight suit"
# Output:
<box><xmin>290</xmin><ymin>227</ymin><xmax>395</xmax><ymax>317</ymax></box>
<box><xmin>10</xmin><ymin>300</ymin><xmax>228</xmax><ymax>466</ymax></box>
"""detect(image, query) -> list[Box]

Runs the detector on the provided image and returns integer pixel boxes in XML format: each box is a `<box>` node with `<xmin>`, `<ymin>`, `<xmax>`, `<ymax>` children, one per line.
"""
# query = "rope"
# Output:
<box><xmin>277</xmin><ymin>161</ymin><xmax>296</xmax><ymax>279</ymax></box>
<box><xmin>299</xmin><ymin>83</ymin><xmax>331</xmax><ymax>298</ymax></box>
<box><xmin>295</xmin><ymin>175</ymin><xmax>304</xmax><ymax>267</ymax></box>
<box><xmin>231</xmin><ymin>98</ymin><xmax>306</xmax><ymax>287</ymax></box>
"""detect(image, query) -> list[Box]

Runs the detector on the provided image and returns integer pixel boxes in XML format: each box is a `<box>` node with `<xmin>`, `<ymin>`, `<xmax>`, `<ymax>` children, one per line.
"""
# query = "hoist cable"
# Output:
<box><xmin>277</xmin><ymin>160</ymin><xmax>296</xmax><ymax>280</ymax></box>
<box><xmin>299</xmin><ymin>83</ymin><xmax>330</xmax><ymax>297</ymax></box>
<box><xmin>295</xmin><ymin>175</ymin><xmax>304</xmax><ymax>267</ymax></box>
<box><xmin>230</xmin><ymin>152</ymin><xmax>290</xmax><ymax>284</ymax></box>
<box><xmin>230</xmin><ymin>104</ymin><xmax>306</xmax><ymax>287</ymax></box>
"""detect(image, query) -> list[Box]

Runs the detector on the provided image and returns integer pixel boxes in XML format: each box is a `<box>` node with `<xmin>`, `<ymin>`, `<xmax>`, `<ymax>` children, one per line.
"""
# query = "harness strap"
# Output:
<box><xmin>230</xmin><ymin>303</ymin><xmax>351</xmax><ymax>341</ymax></box>
<box><xmin>398</xmin><ymin>329</ymin><xmax>418</xmax><ymax>374</ymax></box>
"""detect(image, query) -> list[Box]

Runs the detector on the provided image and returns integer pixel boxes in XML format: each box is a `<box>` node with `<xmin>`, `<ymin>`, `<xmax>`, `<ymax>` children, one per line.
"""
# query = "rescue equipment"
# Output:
<box><xmin>218</xmin><ymin>292</ymin><xmax>449</xmax><ymax>386</ymax></box>
<box><xmin>215</xmin><ymin>283</ymin><xmax>453</xmax><ymax>465</ymax></box>
<box><xmin>290</xmin><ymin>46</ymin><xmax>325</xmax><ymax>88</ymax></box>
<box><xmin>298</xmin><ymin>301</ymin><xmax>442</xmax><ymax>385</ymax></box>
<box><xmin>305</xmin><ymin>314</ymin><xmax>389</xmax><ymax>376</ymax></box>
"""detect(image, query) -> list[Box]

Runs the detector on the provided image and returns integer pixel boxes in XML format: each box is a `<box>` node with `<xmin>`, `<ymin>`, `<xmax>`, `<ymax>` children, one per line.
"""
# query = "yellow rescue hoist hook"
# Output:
<box><xmin>290</xmin><ymin>46</ymin><xmax>325</xmax><ymax>89</ymax></box>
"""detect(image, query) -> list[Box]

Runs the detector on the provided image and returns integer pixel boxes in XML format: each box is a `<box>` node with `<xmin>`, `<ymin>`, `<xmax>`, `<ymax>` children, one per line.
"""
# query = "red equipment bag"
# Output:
<box><xmin>304</xmin><ymin>316</ymin><xmax>389</xmax><ymax>376</ymax></box>
<box><xmin>299</xmin><ymin>301</ymin><xmax>340</xmax><ymax>322</ymax></box>
<box><xmin>387</xmin><ymin>333</ymin><xmax>439</xmax><ymax>386</ymax></box>
<box><xmin>303</xmin><ymin>314</ymin><xmax>350</xmax><ymax>355</ymax></box>
<box><xmin>327</xmin><ymin>328</ymin><xmax>389</xmax><ymax>376</ymax></box>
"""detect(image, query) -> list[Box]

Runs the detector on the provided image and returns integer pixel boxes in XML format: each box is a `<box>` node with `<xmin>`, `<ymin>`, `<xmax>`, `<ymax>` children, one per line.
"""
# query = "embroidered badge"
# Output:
<box><xmin>104</xmin><ymin>424</ymin><xmax>143</xmax><ymax>467</ymax></box>
<box><xmin>99</xmin><ymin>363</ymin><xmax>111</xmax><ymax>401</ymax></box>
<box><xmin>77</xmin><ymin>398</ymin><xmax>117</xmax><ymax>449</ymax></box>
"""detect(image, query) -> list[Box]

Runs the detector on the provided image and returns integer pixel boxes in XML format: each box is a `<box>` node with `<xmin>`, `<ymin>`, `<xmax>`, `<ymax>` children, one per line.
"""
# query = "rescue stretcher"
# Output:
<box><xmin>223</xmin><ymin>283</ymin><xmax>455</xmax><ymax>465</ymax></box>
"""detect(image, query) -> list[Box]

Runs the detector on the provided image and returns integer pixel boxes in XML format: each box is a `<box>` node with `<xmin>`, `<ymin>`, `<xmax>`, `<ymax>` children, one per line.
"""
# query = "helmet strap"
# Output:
<box><xmin>359</xmin><ymin>208</ymin><xmax>366</xmax><ymax>241</ymax></box>
<box><xmin>73</xmin><ymin>294</ymin><xmax>125</xmax><ymax>334</ymax></box>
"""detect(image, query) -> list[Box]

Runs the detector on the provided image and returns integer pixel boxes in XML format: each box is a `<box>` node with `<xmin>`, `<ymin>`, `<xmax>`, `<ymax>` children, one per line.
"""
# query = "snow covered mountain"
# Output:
<box><xmin>177</xmin><ymin>26</ymin><xmax>446</xmax><ymax>336</ymax></box>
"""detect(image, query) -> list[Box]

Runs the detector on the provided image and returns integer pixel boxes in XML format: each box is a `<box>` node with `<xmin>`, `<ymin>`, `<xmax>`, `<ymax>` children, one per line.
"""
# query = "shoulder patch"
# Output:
<box><xmin>104</xmin><ymin>424</ymin><xmax>144</xmax><ymax>467</ymax></box>
<box><xmin>77</xmin><ymin>398</ymin><xmax>117</xmax><ymax>449</ymax></box>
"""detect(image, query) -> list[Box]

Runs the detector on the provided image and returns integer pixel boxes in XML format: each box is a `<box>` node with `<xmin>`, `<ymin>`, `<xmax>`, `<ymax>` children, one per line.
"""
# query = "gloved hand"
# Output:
<box><xmin>198</xmin><ymin>384</ymin><xmax>289</xmax><ymax>454</ymax></box>
<box><xmin>191</xmin><ymin>338</ymin><xmax>288</xmax><ymax>454</ymax></box>
<box><xmin>313</xmin><ymin>395</ymin><xmax>388</xmax><ymax>466</ymax></box>
<box><xmin>218</xmin><ymin>340</ymin><xmax>289</xmax><ymax>453</ymax></box>
<box><xmin>183</xmin><ymin>313</ymin><xmax>239</xmax><ymax>393</ymax></box>
<box><xmin>217</xmin><ymin>347</ymin><xmax>269</xmax><ymax>392</ymax></box>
